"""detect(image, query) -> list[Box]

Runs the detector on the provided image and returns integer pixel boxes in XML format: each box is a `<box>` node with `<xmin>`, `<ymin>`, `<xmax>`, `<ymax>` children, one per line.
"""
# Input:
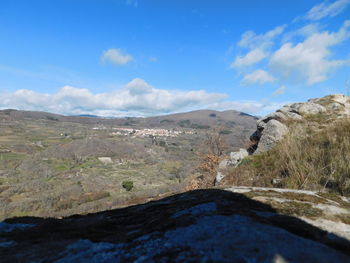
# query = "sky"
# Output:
<box><xmin>0</xmin><ymin>0</ymin><xmax>349</xmax><ymax>117</ymax></box>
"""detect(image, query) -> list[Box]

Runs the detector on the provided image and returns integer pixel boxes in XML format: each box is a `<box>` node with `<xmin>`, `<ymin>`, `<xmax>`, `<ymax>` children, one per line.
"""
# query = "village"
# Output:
<box><xmin>92</xmin><ymin>126</ymin><xmax>195</xmax><ymax>137</ymax></box>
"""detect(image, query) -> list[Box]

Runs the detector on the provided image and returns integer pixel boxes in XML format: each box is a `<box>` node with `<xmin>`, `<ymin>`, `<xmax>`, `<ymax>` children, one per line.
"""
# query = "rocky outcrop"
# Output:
<box><xmin>251</xmin><ymin>94</ymin><xmax>350</xmax><ymax>155</ymax></box>
<box><xmin>218</xmin><ymin>149</ymin><xmax>249</xmax><ymax>169</ymax></box>
<box><xmin>254</xmin><ymin>119</ymin><xmax>288</xmax><ymax>154</ymax></box>
<box><xmin>215</xmin><ymin>149</ymin><xmax>249</xmax><ymax>184</ymax></box>
<box><xmin>1</xmin><ymin>188</ymin><xmax>350</xmax><ymax>262</ymax></box>
<box><xmin>216</xmin><ymin>94</ymin><xmax>350</xmax><ymax>183</ymax></box>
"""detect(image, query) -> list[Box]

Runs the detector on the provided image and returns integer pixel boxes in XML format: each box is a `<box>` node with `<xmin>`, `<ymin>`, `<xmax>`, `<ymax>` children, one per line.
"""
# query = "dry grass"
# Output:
<box><xmin>223</xmin><ymin>117</ymin><xmax>350</xmax><ymax>196</ymax></box>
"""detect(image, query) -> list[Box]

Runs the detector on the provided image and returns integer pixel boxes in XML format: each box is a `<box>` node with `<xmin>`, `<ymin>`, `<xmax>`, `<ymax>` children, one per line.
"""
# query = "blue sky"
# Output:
<box><xmin>0</xmin><ymin>0</ymin><xmax>349</xmax><ymax>116</ymax></box>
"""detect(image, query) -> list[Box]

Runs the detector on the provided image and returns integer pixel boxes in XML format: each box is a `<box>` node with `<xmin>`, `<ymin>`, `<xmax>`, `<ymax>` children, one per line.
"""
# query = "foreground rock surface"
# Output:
<box><xmin>1</xmin><ymin>188</ymin><xmax>350</xmax><ymax>262</ymax></box>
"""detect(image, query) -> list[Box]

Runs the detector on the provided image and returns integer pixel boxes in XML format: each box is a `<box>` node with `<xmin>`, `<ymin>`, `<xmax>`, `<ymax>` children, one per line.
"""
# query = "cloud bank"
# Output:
<box><xmin>0</xmin><ymin>78</ymin><xmax>283</xmax><ymax>116</ymax></box>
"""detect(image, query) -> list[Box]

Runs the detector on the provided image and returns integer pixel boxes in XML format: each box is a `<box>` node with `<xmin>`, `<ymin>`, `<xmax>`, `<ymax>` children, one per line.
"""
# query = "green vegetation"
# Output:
<box><xmin>46</xmin><ymin>116</ymin><xmax>59</xmax><ymax>121</ymax></box>
<box><xmin>190</xmin><ymin>123</ymin><xmax>210</xmax><ymax>129</ymax></box>
<box><xmin>122</xmin><ymin>181</ymin><xmax>134</xmax><ymax>191</ymax></box>
<box><xmin>178</xmin><ymin>119</ymin><xmax>191</xmax><ymax>127</ymax></box>
<box><xmin>219</xmin><ymin>130</ymin><xmax>232</xmax><ymax>135</ymax></box>
<box><xmin>159</xmin><ymin>140</ymin><xmax>166</xmax><ymax>147</ymax></box>
<box><xmin>160</xmin><ymin>119</ymin><xmax>174</xmax><ymax>123</ymax></box>
<box><xmin>178</xmin><ymin>119</ymin><xmax>210</xmax><ymax>129</ymax></box>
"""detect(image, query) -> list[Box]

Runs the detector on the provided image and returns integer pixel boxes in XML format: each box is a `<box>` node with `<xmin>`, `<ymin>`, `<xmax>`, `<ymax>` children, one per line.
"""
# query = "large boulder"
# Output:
<box><xmin>255</xmin><ymin>119</ymin><xmax>288</xmax><ymax>154</ymax></box>
<box><xmin>257</xmin><ymin>111</ymin><xmax>288</xmax><ymax>129</ymax></box>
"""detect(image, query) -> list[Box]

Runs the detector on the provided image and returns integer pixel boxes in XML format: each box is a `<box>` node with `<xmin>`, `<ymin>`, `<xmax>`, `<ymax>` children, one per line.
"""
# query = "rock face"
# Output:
<box><xmin>1</xmin><ymin>188</ymin><xmax>350</xmax><ymax>262</ymax></box>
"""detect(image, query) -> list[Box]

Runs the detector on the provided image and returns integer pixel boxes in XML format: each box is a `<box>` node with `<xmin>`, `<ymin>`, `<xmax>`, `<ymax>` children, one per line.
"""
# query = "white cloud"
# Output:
<box><xmin>101</xmin><ymin>48</ymin><xmax>133</xmax><ymax>66</ymax></box>
<box><xmin>0</xmin><ymin>79</ymin><xmax>286</xmax><ymax>116</ymax></box>
<box><xmin>231</xmin><ymin>1</ymin><xmax>350</xmax><ymax>86</ymax></box>
<box><xmin>270</xmin><ymin>20</ymin><xmax>350</xmax><ymax>85</ymax></box>
<box><xmin>273</xmin><ymin>85</ymin><xmax>287</xmax><ymax>96</ymax></box>
<box><xmin>231</xmin><ymin>49</ymin><xmax>266</xmax><ymax>68</ymax></box>
<box><xmin>0</xmin><ymin>79</ymin><xmax>227</xmax><ymax>116</ymax></box>
<box><xmin>126</xmin><ymin>0</ymin><xmax>138</xmax><ymax>8</ymax></box>
<box><xmin>231</xmin><ymin>25</ymin><xmax>286</xmax><ymax>69</ymax></box>
<box><xmin>282</xmin><ymin>24</ymin><xmax>321</xmax><ymax>42</ymax></box>
<box><xmin>306</xmin><ymin>0</ymin><xmax>350</xmax><ymax>21</ymax></box>
<box><xmin>238</xmin><ymin>25</ymin><xmax>286</xmax><ymax>50</ymax></box>
<box><xmin>242</xmin><ymin>69</ymin><xmax>276</xmax><ymax>85</ymax></box>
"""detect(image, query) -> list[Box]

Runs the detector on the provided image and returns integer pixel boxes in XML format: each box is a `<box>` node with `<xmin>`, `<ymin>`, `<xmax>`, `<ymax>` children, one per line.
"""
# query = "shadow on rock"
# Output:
<box><xmin>1</xmin><ymin>189</ymin><xmax>350</xmax><ymax>262</ymax></box>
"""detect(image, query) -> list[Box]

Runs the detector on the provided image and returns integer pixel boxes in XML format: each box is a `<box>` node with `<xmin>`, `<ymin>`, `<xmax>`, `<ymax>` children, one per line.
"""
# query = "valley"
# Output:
<box><xmin>0</xmin><ymin>109</ymin><xmax>256</xmax><ymax>220</ymax></box>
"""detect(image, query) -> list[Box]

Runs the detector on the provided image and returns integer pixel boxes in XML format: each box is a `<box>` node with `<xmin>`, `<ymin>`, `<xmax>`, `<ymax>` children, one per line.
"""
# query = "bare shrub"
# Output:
<box><xmin>189</xmin><ymin>128</ymin><xmax>227</xmax><ymax>189</ymax></box>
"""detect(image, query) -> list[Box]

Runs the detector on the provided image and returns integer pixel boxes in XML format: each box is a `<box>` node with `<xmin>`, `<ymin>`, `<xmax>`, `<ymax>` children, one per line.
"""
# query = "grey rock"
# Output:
<box><xmin>229</xmin><ymin>149</ymin><xmax>249</xmax><ymax>166</ymax></box>
<box><xmin>98</xmin><ymin>157</ymin><xmax>113</xmax><ymax>164</ymax></box>
<box><xmin>255</xmin><ymin>120</ymin><xmax>288</xmax><ymax>154</ymax></box>
<box><xmin>218</xmin><ymin>149</ymin><xmax>249</xmax><ymax>169</ymax></box>
<box><xmin>331</xmin><ymin>102</ymin><xmax>343</xmax><ymax>111</ymax></box>
<box><xmin>218</xmin><ymin>160</ymin><xmax>229</xmax><ymax>169</ymax></box>
<box><xmin>257</xmin><ymin>112</ymin><xmax>287</xmax><ymax>129</ymax></box>
<box><xmin>290</xmin><ymin>102</ymin><xmax>327</xmax><ymax>115</ymax></box>
<box><xmin>215</xmin><ymin>149</ymin><xmax>249</xmax><ymax>184</ymax></box>
<box><xmin>276</xmin><ymin>107</ymin><xmax>303</xmax><ymax>120</ymax></box>
<box><xmin>215</xmin><ymin>172</ymin><xmax>225</xmax><ymax>184</ymax></box>
<box><xmin>2</xmin><ymin>188</ymin><xmax>350</xmax><ymax>262</ymax></box>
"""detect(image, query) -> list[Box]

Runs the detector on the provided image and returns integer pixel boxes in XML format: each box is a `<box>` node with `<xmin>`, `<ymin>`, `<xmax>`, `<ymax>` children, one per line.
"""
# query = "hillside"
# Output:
<box><xmin>0</xmin><ymin>108</ymin><xmax>256</xmax><ymax>220</ymax></box>
<box><xmin>0</xmin><ymin>108</ymin><xmax>257</xmax><ymax>129</ymax></box>
<box><xmin>2</xmin><ymin>95</ymin><xmax>350</xmax><ymax>262</ymax></box>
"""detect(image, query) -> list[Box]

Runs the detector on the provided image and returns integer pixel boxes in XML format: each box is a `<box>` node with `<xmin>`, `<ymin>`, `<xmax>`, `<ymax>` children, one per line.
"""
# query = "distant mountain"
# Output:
<box><xmin>0</xmin><ymin>108</ymin><xmax>258</xmax><ymax>130</ymax></box>
<box><xmin>75</xmin><ymin>114</ymin><xmax>100</xmax><ymax>118</ymax></box>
